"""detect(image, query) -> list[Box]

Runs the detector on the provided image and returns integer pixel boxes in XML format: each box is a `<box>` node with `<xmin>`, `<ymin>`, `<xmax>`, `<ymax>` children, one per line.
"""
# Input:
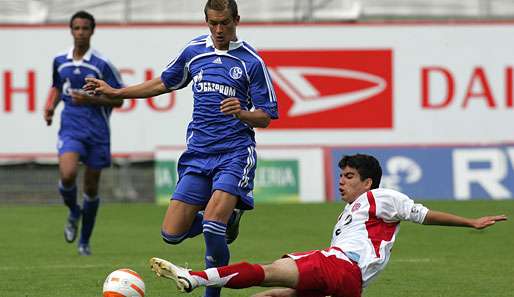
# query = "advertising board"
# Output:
<box><xmin>2</xmin><ymin>23</ymin><xmax>513</xmax><ymax>155</ymax></box>
<box><xmin>329</xmin><ymin>145</ymin><xmax>514</xmax><ymax>200</ymax></box>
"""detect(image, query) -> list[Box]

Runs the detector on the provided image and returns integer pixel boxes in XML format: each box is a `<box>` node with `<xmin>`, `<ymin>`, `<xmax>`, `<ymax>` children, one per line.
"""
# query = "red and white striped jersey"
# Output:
<box><xmin>330</xmin><ymin>188</ymin><xmax>429</xmax><ymax>287</ymax></box>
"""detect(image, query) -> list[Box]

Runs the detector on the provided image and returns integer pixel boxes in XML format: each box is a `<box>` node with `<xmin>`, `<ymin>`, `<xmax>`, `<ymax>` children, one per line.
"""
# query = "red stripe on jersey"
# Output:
<box><xmin>365</xmin><ymin>191</ymin><xmax>399</xmax><ymax>257</ymax></box>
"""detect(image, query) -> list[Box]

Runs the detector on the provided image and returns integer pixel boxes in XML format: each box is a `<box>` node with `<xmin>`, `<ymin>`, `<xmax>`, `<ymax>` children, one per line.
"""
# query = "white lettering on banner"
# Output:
<box><xmin>453</xmin><ymin>149</ymin><xmax>512</xmax><ymax>200</ymax></box>
<box><xmin>255</xmin><ymin>167</ymin><xmax>296</xmax><ymax>187</ymax></box>
<box><xmin>421</xmin><ymin>66</ymin><xmax>514</xmax><ymax>109</ymax></box>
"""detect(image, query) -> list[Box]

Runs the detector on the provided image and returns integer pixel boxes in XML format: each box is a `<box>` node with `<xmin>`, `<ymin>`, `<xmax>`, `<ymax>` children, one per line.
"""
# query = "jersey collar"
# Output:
<box><xmin>206</xmin><ymin>35</ymin><xmax>243</xmax><ymax>52</ymax></box>
<box><xmin>66</xmin><ymin>47</ymin><xmax>93</xmax><ymax>61</ymax></box>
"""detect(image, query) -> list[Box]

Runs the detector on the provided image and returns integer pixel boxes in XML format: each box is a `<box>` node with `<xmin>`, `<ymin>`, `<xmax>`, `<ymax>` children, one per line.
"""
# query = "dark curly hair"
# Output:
<box><xmin>338</xmin><ymin>154</ymin><xmax>382</xmax><ymax>189</ymax></box>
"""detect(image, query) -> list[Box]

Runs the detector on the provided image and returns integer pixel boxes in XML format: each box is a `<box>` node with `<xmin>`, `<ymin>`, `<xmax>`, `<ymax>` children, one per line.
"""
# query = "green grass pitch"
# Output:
<box><xmin>1</xmin><ymin>200</ymin><xmax>513</xmax><ymax>297</ymax></box>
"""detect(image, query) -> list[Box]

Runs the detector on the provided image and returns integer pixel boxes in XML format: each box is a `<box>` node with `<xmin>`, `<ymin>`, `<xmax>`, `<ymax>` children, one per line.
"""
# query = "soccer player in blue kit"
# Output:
<box><xmin>44</xmin><ymin>11</ymin><xmax>124</xmax><ymax>256</ymax></box>
<box><xmin>84</xmin><ymin>0</ymin><xmax>278</xmax><ymax>296</ymax></box>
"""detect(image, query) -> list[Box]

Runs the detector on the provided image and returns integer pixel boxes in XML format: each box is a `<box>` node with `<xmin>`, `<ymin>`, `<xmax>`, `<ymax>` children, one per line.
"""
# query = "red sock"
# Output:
<box><xmin>190</xmin><ymin>262</ymin><xmax>265</xmax><ymax>289</ymax></box>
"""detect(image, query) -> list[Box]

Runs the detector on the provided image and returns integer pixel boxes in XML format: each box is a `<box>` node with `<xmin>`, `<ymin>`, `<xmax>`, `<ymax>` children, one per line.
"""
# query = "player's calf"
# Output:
<box><xmin>226</xmin><ymin>209</ymin><xmax>244</xmax><ymax>244</ymax></box>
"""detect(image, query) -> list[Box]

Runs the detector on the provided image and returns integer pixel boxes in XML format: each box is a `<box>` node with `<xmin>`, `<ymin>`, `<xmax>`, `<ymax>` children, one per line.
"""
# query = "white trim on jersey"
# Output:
<box><xmin>162</xmin><ymin>40</ymin><xmax>211</xmax><ymax>91</ymax></box>
<box><xmin>168</xmin><ymin>65</ymin><xmax>190</xmax><ymax>91</ymax></box>
<box><xmin>187</xmin><ymin>51</ymin><xmax>251</xmax><ymax>84</ymax></box>
<box><xmin>187</xmin><ymin>52</ymin><xmax>220</xmax><ymax>67</ymax></box>
<box><xmin>92</xmin><ymin>49</ymin><xmax>124</xmax><ymax>86</ymax></box>
<box><xmin>238</xmin><ymin>146</ymin><xmax>255</xmax><ymax>188</ymax></box>
<box><xmin>163</xmin><ymin>37</ymin><xmax>208</xmax><ymax>71</ymax></box>
<box><xmin>66</xmin><ymin>47</ymin><xmax>93</xmax><ymax>61</ymax></box>
<box><xmin>205</xmin><ymin>34</ymin><xmax>243</xmax><ymax>51</ymax></box>
<box><xmin>242</xmin><ymin>45</ymin><xmax>277</xmax><ymax>103</ymax></box>
<box><xmin>57</xmin><ymin>61</ymin><xmax>103</xmax><ymax>79</ymax></box>
<box><xmin>185</xmin><ymin>130</ymin><xmax>194</xmax><ymax>145</ymax></box>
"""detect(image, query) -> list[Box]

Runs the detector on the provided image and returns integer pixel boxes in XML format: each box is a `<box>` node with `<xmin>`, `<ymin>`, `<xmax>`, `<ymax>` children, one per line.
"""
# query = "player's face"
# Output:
<box><xmin>339</xmin><ymin>166</ymin><xmax>372</xmax><ymax>203</ymax></box>
<box><xmin>206</xmin><ymin>9</ymin><xmax>240</xmax><ymax>50</ymax></box>
<box><xmin>71</xmin><ymin>17</ymin><xmax>94</xmax><ymax>48</ymax></box>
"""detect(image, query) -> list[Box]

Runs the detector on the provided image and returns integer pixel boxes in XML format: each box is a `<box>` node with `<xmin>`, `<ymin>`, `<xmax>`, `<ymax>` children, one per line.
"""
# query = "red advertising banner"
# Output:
<box><xmin>260</xmin><ymin>49</ymin><xmax>393</xmax><ymax>129</ymax></box>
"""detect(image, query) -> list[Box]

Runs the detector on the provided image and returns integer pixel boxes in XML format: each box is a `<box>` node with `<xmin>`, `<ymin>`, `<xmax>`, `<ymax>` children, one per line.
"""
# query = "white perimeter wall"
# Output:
<box><xmin>1</xmin><ymin>23</ymin><xmax>513</xmax><ymax>155</ymax></box>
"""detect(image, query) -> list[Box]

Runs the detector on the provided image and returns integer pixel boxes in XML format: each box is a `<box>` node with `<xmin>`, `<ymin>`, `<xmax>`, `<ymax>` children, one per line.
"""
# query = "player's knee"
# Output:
<box><xmin>60</xmin><ymin>176</ymin><xmax>76</xmax><ymax>188</ymax></box>
<box><xmin>161</xmin><ymin>230</ymin><xmax>188</xmax><ymax>245</ymax></box>
<box><xmin>83</xmin><ymin>186</ymin><xmax>98</xmax><ymax>198</ymax></box>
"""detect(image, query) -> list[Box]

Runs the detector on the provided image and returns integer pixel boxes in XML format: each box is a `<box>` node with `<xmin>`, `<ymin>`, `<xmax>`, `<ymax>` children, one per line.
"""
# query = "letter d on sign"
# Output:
<box><xmin>421</xmin><ymin>66</ymin><xmax>454</xmax><ymax>109</ymax></box>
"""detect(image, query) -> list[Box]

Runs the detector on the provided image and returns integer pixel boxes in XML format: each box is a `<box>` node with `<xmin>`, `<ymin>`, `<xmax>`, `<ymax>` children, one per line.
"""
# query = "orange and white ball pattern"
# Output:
<box><xmin>103</xmin><ymin>269</ymin><xmax>145</xmax><ymax>297</ymax></box>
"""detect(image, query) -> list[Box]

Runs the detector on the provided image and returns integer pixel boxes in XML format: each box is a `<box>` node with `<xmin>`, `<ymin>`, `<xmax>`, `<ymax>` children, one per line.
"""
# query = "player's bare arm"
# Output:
<box><xmin>423</xmin><ymin>210</ymin><xmax>507</xmax><ymax>229</ymax></box>
<box><xmin>85</xmin><ymin>77</ymin><xmax>167</xmax><ymax>99</ymax></box>
<box><xmin>71</xmin><ymin>90</ymin><xmax>123</xmax><ymax>107</ymax></box>
<box><xmin>44</xmin><ymin>87</ymin><xmax>61</xmax><ymax>126</ymax></box>
<box><xmin>220</xmin><ymin>97</ymin><xmax>271</xmax><ymax>128</ymax></box>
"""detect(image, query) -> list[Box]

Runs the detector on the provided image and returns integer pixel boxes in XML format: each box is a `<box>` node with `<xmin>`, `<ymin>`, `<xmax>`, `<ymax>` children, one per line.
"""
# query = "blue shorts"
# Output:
<box><xmin>57</xmin><ymin>135</ymin><xmax>111</xmax><ymax>170</ymax></box>
<box><xmin>172</xmin><ymin>146</ymin><xmax>257</xmax><ymax>210</ymax></box>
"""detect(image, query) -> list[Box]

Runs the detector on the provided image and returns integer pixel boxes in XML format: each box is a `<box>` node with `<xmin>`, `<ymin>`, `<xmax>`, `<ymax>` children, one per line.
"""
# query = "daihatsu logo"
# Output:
<box><xmin>269</xmin><ymin>66</ymin><xmax>387</xmax><ymax>116</ymax></box>
<box><xmin>259</xmin><ymin>49</ymin><xmax>392</xmax><ymax>129</ymax></box>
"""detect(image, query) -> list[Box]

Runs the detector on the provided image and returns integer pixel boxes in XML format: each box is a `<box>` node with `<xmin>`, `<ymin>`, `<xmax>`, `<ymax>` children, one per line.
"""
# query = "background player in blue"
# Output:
<box><xmin>84</xmin><ymin>0</ymin><xmax>278</xmax><ymax>295</ymax></box>
<box><xmin>44</xmin><ymin>11</ymin><xmax>123</xmax><ymax>256</ymax></box>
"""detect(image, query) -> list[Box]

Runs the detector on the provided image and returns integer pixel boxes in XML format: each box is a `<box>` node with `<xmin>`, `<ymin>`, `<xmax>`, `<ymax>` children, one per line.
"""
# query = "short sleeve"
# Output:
<box><xmin>102</xmin><ymin>61</ymin><xmax>124</xmax><ymax>89</ymax></box>
<box><xmin>160</xmin><ymin>50</ymin><xmax>192</xmax><ymax>91</ymax></box>
<box><xmin>375</xmin><ymin>189</ymin><xmax>429</xmax><ymax>224</ymax></box>
<box><xmin>248</xmin><ymin>60</ymin><xmax>278</xmax><ymax>119</ymax></box>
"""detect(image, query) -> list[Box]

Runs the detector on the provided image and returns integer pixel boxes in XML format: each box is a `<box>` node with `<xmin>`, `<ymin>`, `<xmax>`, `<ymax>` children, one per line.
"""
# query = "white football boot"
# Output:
<box><xmin>150</xmin><ymin>257</ymin><xmax>198</xmax><ymax>293</ymax></box>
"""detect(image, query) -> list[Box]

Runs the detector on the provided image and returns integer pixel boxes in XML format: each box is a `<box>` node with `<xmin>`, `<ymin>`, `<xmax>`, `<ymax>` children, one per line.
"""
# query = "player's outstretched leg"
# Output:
<box><xmin>150</xmin><ymin>258</ymin><xmax>266</xmax><ymax>292</ymax></box>
<box><xmin>150</xmin><ymin>257</ymin><xmax>198</xmax><ymax>293</ymax></box>
<box><xmin>226</xmin><ymin>209</ymin><xmax>244</xmax><ymax>244</ymax></box>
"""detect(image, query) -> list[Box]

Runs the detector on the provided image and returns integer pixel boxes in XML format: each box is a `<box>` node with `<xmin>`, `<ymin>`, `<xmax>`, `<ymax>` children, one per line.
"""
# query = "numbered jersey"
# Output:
<box><xmin>52</xmin><ymin>47</ymin><xmax>123</xmax><ymax>144</ymax></box>
<box><xmin>331</xmin><ymin>188</ymin><xmax>429</xmax><ymax>287</ymax></box>
<box><xmin>160</xmin><ymin>35</ymin><xmax>278</xmax><ymax>153</ymax></box>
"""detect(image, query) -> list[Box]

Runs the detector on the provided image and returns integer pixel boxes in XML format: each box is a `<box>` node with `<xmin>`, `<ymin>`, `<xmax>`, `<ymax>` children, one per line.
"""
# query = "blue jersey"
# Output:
<box><xmin>52</xmin><ymin>47</ymin><xmax>123</xmax><ymax>144</ymax></box>
<box><xmin>161</xmin><ymin>35</ymin><xmax>278</xmax><ymax>153</ymax></box>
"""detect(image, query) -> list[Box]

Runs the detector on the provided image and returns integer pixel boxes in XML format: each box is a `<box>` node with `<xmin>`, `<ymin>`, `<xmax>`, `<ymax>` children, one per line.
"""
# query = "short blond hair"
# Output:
<box><xmin>204</xmin><ymin>0</ymin><xmax>238</xmax><ymax>20</ymax></box>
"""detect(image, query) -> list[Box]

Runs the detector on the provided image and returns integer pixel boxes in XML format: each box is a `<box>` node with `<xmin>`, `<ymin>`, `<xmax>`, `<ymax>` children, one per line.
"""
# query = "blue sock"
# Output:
<box><xmin>58</xmin><ymin>181</ymin><xmax>80</xmax><ymax>219</ymax></box>
<box><xmin>203</xmin><ymin>220</ymin><xmax>229</xmax><ymax>297</ymax></box>
<box><xmin>80</xmin><ymin>195</ymin><xmax>100</xmax><ymax>245</ymax></box>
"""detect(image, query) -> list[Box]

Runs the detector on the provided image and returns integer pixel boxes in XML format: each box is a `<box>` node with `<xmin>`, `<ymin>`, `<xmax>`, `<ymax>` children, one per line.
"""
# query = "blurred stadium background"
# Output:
<box><xmin>3</xmin><ymin>0</ymin><xmax>514</xmax><ymax>23</ymax></box>
<box><xmin>2</xmin><ymin>0</ymin><xmax>513</xmax><ymax>203</ymax></box>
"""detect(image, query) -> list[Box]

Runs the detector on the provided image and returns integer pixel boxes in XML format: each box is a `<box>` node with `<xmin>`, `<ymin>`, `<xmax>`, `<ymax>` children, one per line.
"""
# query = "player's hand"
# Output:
<box><xmin>220</xmin><ymin>97</ymin><xmax>242</xmax><ymax>118</ymax></box>
<box><xmin>44</xmin><ymin>108</ymin><xmax>54</xmax><ymax>126</ymax></box>
<box><xmin>471</xmin><ymin>215</ymin><xmax>507</xmax><ymax>229</ymax></box>
<box><xmin>71</xmin><ymin>90</ymin><xmax>92</xmax><ymax>105</ymax></box>
<box><xmin>84</xmin><ymin>77</ymin><xmax>117</xmax><ymax>97</ymax></box>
